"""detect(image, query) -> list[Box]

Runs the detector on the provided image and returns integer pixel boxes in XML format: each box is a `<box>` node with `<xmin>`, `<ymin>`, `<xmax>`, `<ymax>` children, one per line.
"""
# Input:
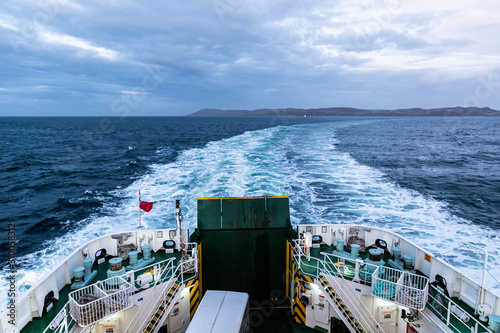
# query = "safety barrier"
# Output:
<box><xmin>321</xmin><ymin>254</ymin><xmax>385</xmax><ymax>333</ymax></box>
<box><xmin>371</xmin><ymin>266</ymin><xmax>429</xmax><ymax>310</ymax></box>
<box><xmin>292</xmin><ymin>239</ymin><xmax>385</xmax><ymax>333</ymax></box>
<box><xmin>124</xmin><ymin>242</ymin><xmax>198</xmax><ymax>333</ymax></box>
<box><xmin>42</xmin><ymin>303</ymin><xmax>75</xmax><ymax>333</ymax></box>
<box><xmin>69</xmin><ymin>276</ymin><xmax>133</xmax><ymax>327</ymax></box>
<box><xmin>427</xmin><ymin>285</ymin><xmax>492</xmax><ymax>333</ymax></box>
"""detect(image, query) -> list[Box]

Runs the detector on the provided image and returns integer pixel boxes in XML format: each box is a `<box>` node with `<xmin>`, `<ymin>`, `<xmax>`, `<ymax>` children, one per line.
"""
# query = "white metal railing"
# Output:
<box><xmin>132</xmin><ymin>257</ymin><xmax>177</xmax><ymax>290</ymax></box>
<box><xmin>124</xmin><ymin>259</ymin><xmax>178</xmax><ymax>333</ymax></box>
<box><xmin>40</xmin><ymin>246</ymin><xmax>198</xmax><ymax>333</ymax></box>
<box><xmin>293</xmin><ymin>239</ymin><xmax>383</xmax><ymax>282</ymax></box>
<box><xmin>124</xmin><ymin>245</ymin><xmax>198</xmax><ymax>333</ymax></box>
<box><xmin>150</xmin><ymin>242</ymin><xmax>198</xmax><ymax>333</ymax></box>
<box><xmin>41</xmin><ymin>257</ymin><xmax>178</xmax><ymax>333</ymax></box>
<box><xmin>292</xmin><ymin>239</ymin><xmax>314</xmax><ymax>274</ymax></box>
<box><xmin>150</xmin><ymin>279</ymin><xmax>183</xmax><ymax>333</ymax></box>
<box><xmin>42</xmin><ymin>303</ymin><xmax>75</xmax><ymax>333</ymax></box>
<box><xmin>181</xmin><ymin>241</ymin><xmax>199</xmax><ymax>275</ymax></box>
<box><xmin>291</xmin><ymin>240</ymin><xmax>384</xmax><ymax>333</ymax></box>
<box><xmin>372</xmin><ymin>266</ymin><xmax>429</xmax><ymax>310</ymax></box>
<box><xmin>69</xmin><ymin>276</ymin><xmax>132</xmax><ymax>327</ymax></box>
<box><xmin>427</xmin><ymin>285</ymin><xmax>493</xmax><ymax>333</ymax></box>
<box><xmin>321</xmin><ymin>253</ymin><xmax>385</xmax><ymax>333</ymax></box>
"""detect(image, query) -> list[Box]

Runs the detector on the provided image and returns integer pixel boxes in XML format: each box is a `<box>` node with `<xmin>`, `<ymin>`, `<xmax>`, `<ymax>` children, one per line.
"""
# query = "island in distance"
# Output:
<box><xmin>188</xmin><ymin>106</ymin><xmax>500</xmax><ymax>117</ymax></box>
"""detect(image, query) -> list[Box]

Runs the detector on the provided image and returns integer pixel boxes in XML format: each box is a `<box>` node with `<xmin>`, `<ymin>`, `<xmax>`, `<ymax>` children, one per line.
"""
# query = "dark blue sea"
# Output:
<box><xmin>1</xmin><ymin>116</ymin><xmax>499</xmax><ymax>300</ymax></box>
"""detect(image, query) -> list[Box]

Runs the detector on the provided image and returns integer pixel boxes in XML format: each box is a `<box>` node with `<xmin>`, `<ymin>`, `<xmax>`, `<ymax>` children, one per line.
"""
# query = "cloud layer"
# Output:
<box><xmin>1</xmin><ymin>0</ymin><xmax>500</xmax><ymax>115</ymax></box>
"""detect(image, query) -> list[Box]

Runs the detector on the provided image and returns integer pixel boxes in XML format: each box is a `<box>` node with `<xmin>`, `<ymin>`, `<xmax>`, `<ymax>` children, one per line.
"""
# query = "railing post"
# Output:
<box><xmin>181</xmin><ymin>260</ymin><xmax>184</xmax><ymax>285</ymax></box>
<box><xmin>446</xmin><ymin>300</ymin><xmax>451</xmax><ymax>326</ymax></box>
<box><xmin>298</xmin><ymin>245</ymin><xmax>302</xmax><ymax>271</ymax></box>
<box><xmin>63</xmin><ymin>315</ymin><xmax>68</xmax><ymax>333</ymax></box>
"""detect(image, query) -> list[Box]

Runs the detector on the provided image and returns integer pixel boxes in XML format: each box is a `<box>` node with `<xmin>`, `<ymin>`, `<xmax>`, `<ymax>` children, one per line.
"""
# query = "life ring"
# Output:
<box><xmin>182</xmin><ymin>242</ymin><xmax>186</xmax><ymax>256</ymax></box>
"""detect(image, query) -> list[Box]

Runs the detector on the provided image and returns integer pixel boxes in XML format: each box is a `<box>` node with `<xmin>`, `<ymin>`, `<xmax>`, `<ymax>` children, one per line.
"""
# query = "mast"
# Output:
<box><xmin>176</xmin><ymin>199</ymin><xmax>182</xmax><ymax>252</ymax></box>
<box><xmin>139</xmin><ymin>190</ymin><xmax>142</xmax><ymax>229</ymax></box>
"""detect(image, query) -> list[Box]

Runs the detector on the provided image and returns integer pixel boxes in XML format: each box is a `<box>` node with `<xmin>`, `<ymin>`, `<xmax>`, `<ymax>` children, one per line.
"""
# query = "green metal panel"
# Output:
<box><xmin>200</xmin><ymin>228</ymin><xmax>287</xmax><ymax>302</ymax></box>
<box><xmin>221</xmin><ymin>198</ymin><xmax>244</xmax><ymax>229</ymax></box>
<box><xmin>245</xmin><ymin>197</ymin><xmax>266</xmax><ymax>228</ymax></box>
<box><xmin>266</xmin><ymin>197</ymin><xmax>290</xmax><ymax>228</ymax></box>
<box><xmin>197</xmin><ymin>198</ymin><xmax>221</xmax><ymax>230</ymax></box>
<box><xmin>221</xmin><ymin>197</ymin><xmax>266</xmax><ymax>229</ymax></box>
<box><xmin>198</xmin><ymin>196</ymin><xmax>291</xmax><ymax>303</ymax></box>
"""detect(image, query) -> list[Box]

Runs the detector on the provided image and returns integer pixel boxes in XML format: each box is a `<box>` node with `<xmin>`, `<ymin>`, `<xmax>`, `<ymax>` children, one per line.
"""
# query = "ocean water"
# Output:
<box><xmin>1</xmin><ymin>116</ymin><xmax>499</xmax><ymax>306</ymax></box>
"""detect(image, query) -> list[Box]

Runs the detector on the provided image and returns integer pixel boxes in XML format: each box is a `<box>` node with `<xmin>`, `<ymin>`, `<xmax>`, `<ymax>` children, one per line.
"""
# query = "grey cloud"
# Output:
<box><xmin>0</xmin><ymin>0</ymin><xmax>499</xmax><ymax>116</ymax></box>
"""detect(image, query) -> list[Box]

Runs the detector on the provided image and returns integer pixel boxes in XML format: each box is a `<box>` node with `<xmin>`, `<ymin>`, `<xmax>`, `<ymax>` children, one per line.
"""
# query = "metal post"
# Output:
<box><xmin>181</xmin><ymin>257</ymin><xmax>187</xmax><ymax>286</ymax></box>
<box><xmin>176</xmin><ymin>200</ymin><xmax>182</xmax><ymax>252</ymax></box>
<box><xmin>446</xmin><ymin>300</ymin><xmax>451</xmax><ymax>326</ymax></box>
<box><xmin>464</xmin><ymin>242</ymin><xmax>488</xmax><ymax>305</ymax></box>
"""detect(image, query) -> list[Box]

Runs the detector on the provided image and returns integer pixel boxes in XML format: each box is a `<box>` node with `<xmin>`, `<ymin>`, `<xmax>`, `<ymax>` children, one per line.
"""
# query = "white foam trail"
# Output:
<box><xmin>2</xmin><ymin>122</ymin><xmax>499</xmax><ymax>309</ymax></box>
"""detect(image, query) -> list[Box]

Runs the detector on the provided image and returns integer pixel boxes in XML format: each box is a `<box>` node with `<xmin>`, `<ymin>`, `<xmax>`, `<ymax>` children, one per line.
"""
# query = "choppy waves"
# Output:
<box><xmin>2</xmin><ymin>122</ymin><xmax>499</xmax><ymax>308</ymax></box>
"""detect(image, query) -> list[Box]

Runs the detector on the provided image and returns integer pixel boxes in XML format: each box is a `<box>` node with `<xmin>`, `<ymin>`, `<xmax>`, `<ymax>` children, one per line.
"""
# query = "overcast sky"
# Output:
<box><xmin>1</xmin><ymin>0</ymin><xmax>500</xmax><ymax>116</ymax></box>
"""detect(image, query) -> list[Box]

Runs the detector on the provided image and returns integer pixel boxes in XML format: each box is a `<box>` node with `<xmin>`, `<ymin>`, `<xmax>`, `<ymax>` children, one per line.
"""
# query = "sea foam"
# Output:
<box><xmin>1</xmin><ymin>122</ymin><xmax>499</xmax><ymax>312</ymax></box>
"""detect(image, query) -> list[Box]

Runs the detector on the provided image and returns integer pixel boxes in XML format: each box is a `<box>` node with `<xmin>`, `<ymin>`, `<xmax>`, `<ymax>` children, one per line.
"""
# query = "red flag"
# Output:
<box><xmin>140</xmin><ymin>201</ymin><xmax>154</xmax><ymax>212</ymax></box>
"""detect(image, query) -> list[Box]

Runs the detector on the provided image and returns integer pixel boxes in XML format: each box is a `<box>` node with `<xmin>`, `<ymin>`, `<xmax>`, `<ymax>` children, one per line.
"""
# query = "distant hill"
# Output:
<box><xmin>188</xmin><ymin>107</ymin><xmax>500</xmax><ymax>117</ymax></box>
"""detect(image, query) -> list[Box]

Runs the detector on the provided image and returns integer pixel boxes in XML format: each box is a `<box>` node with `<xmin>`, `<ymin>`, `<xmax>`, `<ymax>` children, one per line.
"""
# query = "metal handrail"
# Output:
<box><xmin>42</xmin><ymin>302</ymin><xmax>76</xmax><ymax>333</ymax></box>
<box><xmin>68</xmin><ymin>276</ymin><xmax>133</xmax><ymax>327</ymax></box>
<box><xmin>124</xmin><ymin>258</ymin><xmax>177</xmax><ymax>332</ymax></box>
<box><xmin>291</xmin><ymin>239</ymin><xmax>383</xmax><ymax>333</ymax></box>
<box><xmin>41</xmin><ymin>251</ymin><xmax>196</xmax><ymax>333</ymax></box>
<box><xmin>150</xmin><ymin>244</ymin><xmax>198</xmax><ymax>333</ymax></box>
<box><xmin>128</xmin><ymin>257</ymin><xmax>179</xmax><ymax>290</ymax></box>
<box><xmin>151</xmin><ymin>281</ymin><xmax>183</xmax><ymax>333</ymax></box>
<box><xmin>372</xmin><ymin>266</ymin><xmax>429</xmax><ymax>310</ymax></box>
<box><xmin>321</xmin><ymin>253</ymin><xmax>385</xmax><ymax>333</ymax></box>
<box><xmin>125</xmin><ymin>251</ymin><xmax>198</xmax><ymax>333</ymax></box>
<box><xmin>427</xmin><ymin>285</ymin><xmax>492</xmax><ymax>333</ymax></box>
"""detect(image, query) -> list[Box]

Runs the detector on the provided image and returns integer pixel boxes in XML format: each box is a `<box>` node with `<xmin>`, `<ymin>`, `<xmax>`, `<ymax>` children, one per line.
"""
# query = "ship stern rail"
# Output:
<box><xmin>427</xmin><ymin>284</ymin><xmax>493</xmax><ymax>333</ymax></box>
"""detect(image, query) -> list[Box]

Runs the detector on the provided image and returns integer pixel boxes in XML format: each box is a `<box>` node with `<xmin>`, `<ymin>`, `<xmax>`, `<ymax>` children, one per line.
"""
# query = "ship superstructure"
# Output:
<box><xmin>1</xmin><ymin>196</ymin><xmax>499</xmax><ymax>333</ymax></box>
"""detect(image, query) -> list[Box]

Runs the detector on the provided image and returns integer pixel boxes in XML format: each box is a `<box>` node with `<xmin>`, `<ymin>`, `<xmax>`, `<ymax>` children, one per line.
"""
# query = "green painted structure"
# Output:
<box><xmin>194</xmin><ymin>196</ymin><xmax>292</xmax><ymax>302</ymax></box>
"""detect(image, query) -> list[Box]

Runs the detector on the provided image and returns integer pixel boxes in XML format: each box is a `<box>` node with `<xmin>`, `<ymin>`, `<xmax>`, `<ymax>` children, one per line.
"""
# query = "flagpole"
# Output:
<box><xmin>139</xmin><ymin>190</ymin><xmax>142</xmax><ymax>229</ymax></box>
